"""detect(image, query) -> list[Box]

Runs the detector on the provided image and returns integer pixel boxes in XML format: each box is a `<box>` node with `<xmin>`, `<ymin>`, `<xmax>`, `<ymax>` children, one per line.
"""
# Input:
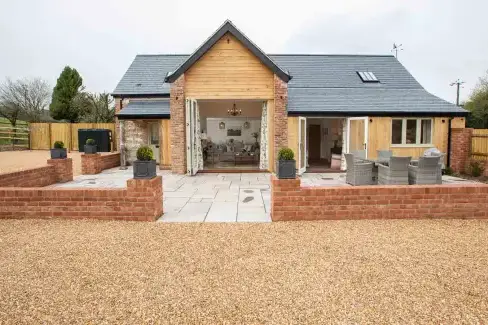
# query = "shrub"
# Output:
<box><xmin>53</xmin><ymin>141</ymin><xmax>64</xmax><ymax>149</ymax></box>
<box><xmin>443</xmin><ymin>166</ymin><xmax>454</xmax><ymax>176</ymax></box>
<box><xmin>86</xmin><ymin>138</ymin><xmax>96</xmax><ymax>145</ymax></box>
<box><xmin>136</xmin><ymin>146</ymin><xmax>154</xmax><ymax>161</ymax></box>
<box><xmin>278</xmin><ymin>147</ymin><xmax>294</xmax><ymax>160</ymax></box>
<box><xmin>468</xmin><ymin>160</ymin><xmax>485</xmax><ymax>177</ymax></box>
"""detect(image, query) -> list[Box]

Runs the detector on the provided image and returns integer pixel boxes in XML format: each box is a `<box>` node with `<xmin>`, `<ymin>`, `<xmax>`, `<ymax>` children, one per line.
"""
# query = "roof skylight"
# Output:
<box><xmin>357</xmin><ymin>71</ymin><xmax>379</xmax><ymax>82</ymax></box>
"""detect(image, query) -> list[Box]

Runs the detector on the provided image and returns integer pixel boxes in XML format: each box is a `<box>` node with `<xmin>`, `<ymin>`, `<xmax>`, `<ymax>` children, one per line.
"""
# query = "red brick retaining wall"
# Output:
<box><xmin>81</xmin><ymin>153</ymin><xmax>120</xmax><ymax>175</ymax></box>
<box><xmin>0</xmin><ymin>176</ymin><xmax>163</xmax><ymax>222</ymax></box>
<box><xmin>271</xmin><ymin>176</ymin><xmax>488</xmax><ymax>221</ymax></box>
<box><xmin>0</xmin><ymin>159</ymin><xmax>72</xmax><ymax>187</ymax></box>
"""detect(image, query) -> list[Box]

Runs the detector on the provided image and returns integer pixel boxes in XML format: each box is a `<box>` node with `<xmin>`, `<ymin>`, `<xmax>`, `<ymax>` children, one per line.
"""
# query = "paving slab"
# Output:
<box><xmin>237</xmin><ymin>206</ymin><xmax>271</xmax><ymax>222</ymax></box>
<box><xmin>205</xmin><ymin>202</ymin><xmax>237</xmax><ymax>222</ymax></box>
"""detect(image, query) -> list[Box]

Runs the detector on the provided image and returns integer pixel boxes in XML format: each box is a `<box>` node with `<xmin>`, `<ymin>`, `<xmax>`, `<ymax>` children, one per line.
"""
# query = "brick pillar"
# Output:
<box><xmin>81</xmin><ymin>154</ymin><xmax>102</xmax><ymax>175</ymax></box>
<box><xmin>47</xmin><ymin>158</ymin><xmax>73</xmax><ymax>183</ymax></box>
<box><xmin>450</xmin><ymin>128</ymin><xmax>473</xmax><ymax>173</ymax></box>
<box><xmin>270</xmin><ymin>175</ymin><xmax>301</xmax><ymax>221</ymax></box>
<box><xmin>274</xmin><ymin>75</ymin><xmax>288</xmax><ymax>160</ymax></box>
<box><xmin>170</xmin><ymin>74</ymin><xmax>186</xmax><ymax>174</ymax></box>
<box><xmin>114</xmin><ymin>98</ymin><xmax>122</xmax><ymax>151</ymax></box>
<box><xmin>126</xmin><ymin>176</ymin><xmax>164</xmax><ymax>221</ymax></box>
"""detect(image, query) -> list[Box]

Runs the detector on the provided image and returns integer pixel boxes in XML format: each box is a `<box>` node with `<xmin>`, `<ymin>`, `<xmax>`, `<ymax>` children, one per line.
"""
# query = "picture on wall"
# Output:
<box><xmin>227</xmin><ymin>128</ymin><xmax>241</xmax><ymax>136</ymax></box>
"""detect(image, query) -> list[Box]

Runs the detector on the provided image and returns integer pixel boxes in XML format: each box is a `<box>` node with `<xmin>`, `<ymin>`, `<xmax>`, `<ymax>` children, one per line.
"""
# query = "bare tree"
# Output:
<box><xmin>78</xmin><ymin>92</ymin><xmax>115</xmax><ymax>123</ymax></box>
<box><xmin>0</xmin><ymin>78</ymin><xmax>51</xmax><ymax>125</ymax></box>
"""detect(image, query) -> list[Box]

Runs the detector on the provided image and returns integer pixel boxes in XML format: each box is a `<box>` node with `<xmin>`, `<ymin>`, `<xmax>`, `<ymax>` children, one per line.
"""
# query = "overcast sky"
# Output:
<box><xmin>1</xmin><ymin>0</ymin><xmax>487</xmax><ymax>104</ymax></box>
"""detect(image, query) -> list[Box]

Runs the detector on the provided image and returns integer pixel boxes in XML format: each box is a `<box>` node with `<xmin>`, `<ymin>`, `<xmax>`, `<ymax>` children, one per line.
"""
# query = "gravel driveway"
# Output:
<box><xmin>1</xmin><ymin>219</ymin><xmax>487</xmax><ymax>324</ymax></box>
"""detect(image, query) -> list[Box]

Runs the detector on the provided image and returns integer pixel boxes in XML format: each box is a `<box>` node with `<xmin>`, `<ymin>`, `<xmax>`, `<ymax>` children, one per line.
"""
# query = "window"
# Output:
<box><xmin>357</xmin><ymin>71</ymin><xmax>379</xmax><ymax>82</ymax></box>
<box><xmin>391</xmin><ymin>118</ymin><xmax>433</xmax><ymax>145</ymax></box>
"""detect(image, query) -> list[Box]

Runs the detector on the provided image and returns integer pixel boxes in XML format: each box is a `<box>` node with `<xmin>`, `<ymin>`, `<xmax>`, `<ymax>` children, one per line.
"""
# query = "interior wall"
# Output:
<box><xmin>307</xmin><ymin>118</ymin><xmax>343</xmax><ymax>161</ymax></box>
<box><xmin>199</xmin><ymin>100</ymin><xmax>262</xmax><ymax>133</ymax></box>
<box><xmin>206</xmin><ymin>117</ymin><xmax>260</xmax><ymax>144</ymax></box>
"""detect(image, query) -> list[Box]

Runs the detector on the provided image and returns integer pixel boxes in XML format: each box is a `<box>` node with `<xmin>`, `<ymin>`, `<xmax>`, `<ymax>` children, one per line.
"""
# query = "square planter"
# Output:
<box><xmin>84</xmin><ymin>144</ymin><xmax>97</xmax><ymax>154</ymax></box>
<box><xmin>133</xmin><ymin>160</ymin><xmax>157</xmax><ymax>179</ymax></box>
<box><xmin>50</xmin><ymin>148</ymin><xmax>67</xmax><ymax>159</ymax></box>
<box><xmin>276</xmin><ymin>159</ymin><xmax>296</xmax><ymax>179</ymax></box>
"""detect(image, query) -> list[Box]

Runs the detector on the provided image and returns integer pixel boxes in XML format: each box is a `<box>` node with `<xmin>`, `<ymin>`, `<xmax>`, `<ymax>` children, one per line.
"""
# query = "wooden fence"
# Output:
<box><xmin>472</xmin><ymin>129</ymin><xmax>488</xmax><ymax>161</ymax></box>
<box><xmin>0</xmin><ymin>123</ymin><xmax>30</xmax><ymax>151</ymax></box>
<box><xmin>30</xmin><ymin>123</ymin><xmax>116</xmax><ymax>151</ymax></box>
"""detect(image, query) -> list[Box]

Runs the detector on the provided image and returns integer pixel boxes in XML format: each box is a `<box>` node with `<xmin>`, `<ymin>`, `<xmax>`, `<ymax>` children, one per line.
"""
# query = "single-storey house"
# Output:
<box><xmin>112</xmin><ymin>20</ymin><xmax>467</xmax><ymax>175</ymax></box>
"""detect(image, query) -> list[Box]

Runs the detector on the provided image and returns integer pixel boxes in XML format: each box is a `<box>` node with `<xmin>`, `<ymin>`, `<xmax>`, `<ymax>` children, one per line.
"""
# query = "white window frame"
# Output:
<box><xmin>391</xmin><ymin>118</ymin><xmax>433</xmax><ymax>147</ymax></box>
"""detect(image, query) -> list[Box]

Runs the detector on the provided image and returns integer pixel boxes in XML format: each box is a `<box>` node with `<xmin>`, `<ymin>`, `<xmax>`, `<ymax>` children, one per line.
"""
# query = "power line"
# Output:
<box><xmin>391</xmin><ymin>43</ymin><xmax>403</xmax><ymax>59</ymax></box>
<box><xmin>450</xmin><ymin>79</ymin><xmax>465</xmax><ymax>106</ymax></box>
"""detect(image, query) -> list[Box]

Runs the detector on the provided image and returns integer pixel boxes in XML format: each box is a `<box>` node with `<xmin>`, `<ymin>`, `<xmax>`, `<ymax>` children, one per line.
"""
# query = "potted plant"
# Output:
<box><xmin>133</xmin><ymin>145</ymin><xmax>156</xmax><ymax>179</ymax></box>
<box><xmin>50</xmin><ymin>141</ymin><xmax>67</xmax><ymax>159</ymax></box>
<box><xmin>84</xmin><ymin>138</ymin><xmax>97</xmax><ymax>154</ymax></box>
<box><xmin>276</xmin><ymin>147</ymin><xmax>296</xmax><ymax>179</ymax></box>
<box><xmin>251</xmin><ymin>132</ymin><xmax>260</xmax><ymax>149</ymax></box>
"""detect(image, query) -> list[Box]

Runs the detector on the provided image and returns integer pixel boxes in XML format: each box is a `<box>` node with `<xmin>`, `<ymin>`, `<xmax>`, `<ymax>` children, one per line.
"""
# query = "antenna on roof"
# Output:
<box><xmin>450</xmin><ymin>79</ymin><xmax>465</xmax><ymax>106</ymax></box>
<box><xmin>391</xmin><ymin>43</ymin><xmax>403</xmax><ymax>59</ymax></box>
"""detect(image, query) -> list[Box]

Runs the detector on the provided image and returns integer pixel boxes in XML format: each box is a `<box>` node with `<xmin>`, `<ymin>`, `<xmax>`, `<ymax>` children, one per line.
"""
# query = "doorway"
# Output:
<box><xmin>148</xmin><ymin>122</ymin><xmax>160</xmax><ymax>164</ymax></box>
<box><xmin>304</xmin><ymin>117</ymin><xmax>345</xmax><ymax>172</ymax></box>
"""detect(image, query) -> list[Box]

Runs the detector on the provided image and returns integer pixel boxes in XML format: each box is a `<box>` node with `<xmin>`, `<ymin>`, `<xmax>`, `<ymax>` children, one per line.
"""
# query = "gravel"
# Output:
<box><xmin>1</xmin><ymin>219</ymin><xmax>487</xmax><ymax>324</ymax></box>
<box><xmin>0</xmin><ymin>150</ymin><xmax>83</xmax><ymax>176</ymax></box>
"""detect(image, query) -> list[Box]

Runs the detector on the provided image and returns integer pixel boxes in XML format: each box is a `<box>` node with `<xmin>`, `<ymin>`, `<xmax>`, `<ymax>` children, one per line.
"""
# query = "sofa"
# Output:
<box><xmin>206</xmin><ymin>140</ymin><xmax>259</xmax><ymax>162</ymax></box>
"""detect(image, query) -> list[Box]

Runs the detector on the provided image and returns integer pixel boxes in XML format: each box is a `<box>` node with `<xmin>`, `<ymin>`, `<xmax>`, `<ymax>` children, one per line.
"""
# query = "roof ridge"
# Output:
<box><xmin>269</xmin><ymin>54</ymin><xmax>395</xmax><ymax>57</ymax></box>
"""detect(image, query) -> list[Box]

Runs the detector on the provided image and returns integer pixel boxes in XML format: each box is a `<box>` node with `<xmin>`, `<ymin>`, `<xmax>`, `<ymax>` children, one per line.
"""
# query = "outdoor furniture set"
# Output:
<box><xmin>345</xmin><ymin>149</ymin><xmax>444</xmax><ymax>186</ymax></box>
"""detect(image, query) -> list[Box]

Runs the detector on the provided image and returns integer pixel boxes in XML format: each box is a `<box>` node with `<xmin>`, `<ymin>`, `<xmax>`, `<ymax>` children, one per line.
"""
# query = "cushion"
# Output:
<box><xmin>226</xmin><ymin>145</ymin><xmax>234</xmax><ymax>152</ymax></box>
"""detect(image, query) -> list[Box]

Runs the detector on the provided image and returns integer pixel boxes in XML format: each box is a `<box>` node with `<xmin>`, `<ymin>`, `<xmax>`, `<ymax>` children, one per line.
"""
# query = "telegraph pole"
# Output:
<box><xmin>450</xmin><ymin>79</ymin><xmax>465</xmax><ymax>106</ymax></box>
<box><xmin>391</xmin><ymin>43</ymin><xmax>403</xmax><ymax>59</ymax></box>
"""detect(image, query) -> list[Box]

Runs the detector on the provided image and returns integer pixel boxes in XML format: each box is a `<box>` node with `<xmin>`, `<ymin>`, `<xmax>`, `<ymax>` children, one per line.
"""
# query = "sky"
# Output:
<box><xmin>1</xmin><ymin>0</ymin><xmax>487</xmax><ymax>104</ymax></box>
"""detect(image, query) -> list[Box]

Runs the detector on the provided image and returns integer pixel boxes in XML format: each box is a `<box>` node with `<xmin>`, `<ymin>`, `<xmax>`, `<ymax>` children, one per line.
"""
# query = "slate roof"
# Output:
<box><xmin>112</xmin><ymin>53</ymin><xmax>467</xmax><ymax>116</ymax></box>
<box><xmin>116</xmin><ymin>100</ymin><xmax>170</xmax><ymax>119</ymax></box>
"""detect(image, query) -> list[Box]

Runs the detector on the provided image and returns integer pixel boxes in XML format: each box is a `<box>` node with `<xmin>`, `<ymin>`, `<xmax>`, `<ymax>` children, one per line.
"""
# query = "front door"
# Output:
<box><xmin>298</xmin><ymin>117</ymin><xmax>307</xmax><ymax>174</ymax></box>
<box><xmin>148</xmin><ymin>122</ymin><xmax>160</xmax><ymax>163</ymax></box>
<box><xmin>308</xmin><ymin>124</ymin><xmax>321</xmax><ymax>160</ymax></box>
<box><xmin>347</xmin><ymin>117</ymin><xmax>368</xmax><ymax>158</ymax></box>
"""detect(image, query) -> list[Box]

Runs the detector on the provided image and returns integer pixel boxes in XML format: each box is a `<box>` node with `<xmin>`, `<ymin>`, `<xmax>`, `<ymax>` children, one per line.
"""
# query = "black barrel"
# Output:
<box><xmin>78</xmin><ymin>129</ymin><xmax>112</xmax><ymax>152</ymax></box>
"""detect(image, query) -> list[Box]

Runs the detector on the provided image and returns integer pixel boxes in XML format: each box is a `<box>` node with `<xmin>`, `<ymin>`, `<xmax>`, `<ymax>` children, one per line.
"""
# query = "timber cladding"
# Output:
<box><xmin>185</xmin><ymin>33</ymin><xmax>274</xmax><ymax>100</ymax></box>
<box><xmin>367</xmin><ymin>117</ymin><xmax>450</xmax><ymax>162</ymax></box>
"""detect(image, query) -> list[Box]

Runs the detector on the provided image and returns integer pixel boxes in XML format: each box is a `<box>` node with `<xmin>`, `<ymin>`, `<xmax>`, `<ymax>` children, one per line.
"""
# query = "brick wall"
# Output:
<box><xmin>0</xmin><ymin>166</ymin><xmax>56</xmax><ymax>187</ymax></box>
<box><xmin>81</xmin><ymin>153</ymin><xmax>120</xmax><ymax>175</ymax></box>
<box><xmin>0</xmin><ymin>159</ymin><xmax>73</xmax><ymax>187</ymax></box>
<box><xmin>170</xmin><ymin>74</ymin><xmax>186</xmax><ymax>174</ymax></box>
<box><xmin>450</xmin><ymin>128</ymin><xmax>473</xmax><ymax>173</ymax></box>
<box><xmin>271</xmin><ymin>176</ymin><xmax>488</xmax><ymax>221</ymax></box>
<box><xmin>273</xmin><ymin>75</ymin><xmax>288</xmax><ymax>160</ymax></box>
<box><xmin>124</xmin><ymin>120</ymin><xmax>149</xmax><ymax>164</ymax></box>
<box><xmin>0</xmin><ymin>176</ymin><xmax>163</xmax><ymax>222</ymax></box>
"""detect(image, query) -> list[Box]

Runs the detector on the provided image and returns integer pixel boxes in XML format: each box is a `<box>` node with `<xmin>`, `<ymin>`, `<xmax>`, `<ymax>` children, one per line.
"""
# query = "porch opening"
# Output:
<box><xmin>192</xmin><ymin>99</ymin><xmax>267</xmax><ymax>172</ymax></box>
<box><xmin>305</xmin><ymin>117</ymin><xmax>345</xmax><ymax>173</ymax></box>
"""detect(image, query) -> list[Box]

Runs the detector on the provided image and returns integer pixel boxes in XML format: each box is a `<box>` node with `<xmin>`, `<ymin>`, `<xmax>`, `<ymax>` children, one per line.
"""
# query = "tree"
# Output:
<box><xmin>0</xmin><ymin>78</ymin><xmax>51</xmax><ymax>125</ymax></box>
<box><xmin>49</xmin><ymin>66</ymin><xmax>83</xmax><ymax>122</ymax></box>
<box><xmin>465</xmin><ymin>71</ymin><xmax>488</xmax><ymax>129</ymax></box>
<box><xmin>78</xmin><ymin>92</ymin><xmax>115</xmax><ymax>123</ymax></box>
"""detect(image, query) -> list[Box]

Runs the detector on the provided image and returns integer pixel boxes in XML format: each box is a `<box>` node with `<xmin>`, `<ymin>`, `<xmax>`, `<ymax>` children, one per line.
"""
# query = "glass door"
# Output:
<box><xmin>347</xmin><ymin>117</ymin><xmax>368</xmax><ymax>159</ymax></box>
<box><xmin>148</xmin><ymin>122</ymin><xmax>160</xmax><ymax>164</ymax></box>
<box><xmin>185</xmin><ymin>98</ymin><xmax>194</xmax><ymax>175</ymax></box>
<box><xmin>298</xmin><ymin>117</ymin><xmax>307</xmax><ymax>174</ymax></box>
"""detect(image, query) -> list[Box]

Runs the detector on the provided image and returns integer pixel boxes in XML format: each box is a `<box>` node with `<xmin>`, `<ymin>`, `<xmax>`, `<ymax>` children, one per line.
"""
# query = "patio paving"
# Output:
<box><xmin>53</xmin><ymin>167</ymin><xmax>272</xmax><ymax>223</ymax></box>
<box><xmin>53</xmin><ymin>168</ymin><xmax>475</xmax><ymax>222</ymax></box>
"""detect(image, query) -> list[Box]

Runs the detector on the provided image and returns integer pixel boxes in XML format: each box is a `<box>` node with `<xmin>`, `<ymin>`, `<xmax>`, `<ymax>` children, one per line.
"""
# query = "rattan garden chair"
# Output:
<box><xmin>345</xmin><ymin>153</ymin><xmax>374</xmax><ymax>186</ymax></box>
<box><xmin>378</xmin><ymin>156</ymin><xmax>411</xmax><ymax>185</ymax></box>
<box><xmin>408</xmin><ymin>156</ymin><xmax>441</xmax><ymax>185</ymax></box>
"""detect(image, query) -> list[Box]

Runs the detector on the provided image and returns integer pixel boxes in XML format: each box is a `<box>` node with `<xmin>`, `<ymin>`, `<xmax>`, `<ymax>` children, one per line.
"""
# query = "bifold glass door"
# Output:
<box><xmin>298</xmin><ymin>117</ymin><xmax>307</xmax><ymax>174</ymax></box>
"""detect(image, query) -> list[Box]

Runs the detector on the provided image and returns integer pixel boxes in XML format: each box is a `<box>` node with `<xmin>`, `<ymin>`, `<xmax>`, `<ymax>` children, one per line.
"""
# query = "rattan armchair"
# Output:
<box><xmin>378</xmin><ymin>156</ymin><xmax>411</xmax><ymax>185</ymax></box>
<box><xmin>408</xmin><ymin>156</ymin><xmax>441</xmax><ymax>184</ymax></box>
<box><xmin>345</xmin><ymin>153</ymin><xmax>374</xmax><ymax>186</ymax></box>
